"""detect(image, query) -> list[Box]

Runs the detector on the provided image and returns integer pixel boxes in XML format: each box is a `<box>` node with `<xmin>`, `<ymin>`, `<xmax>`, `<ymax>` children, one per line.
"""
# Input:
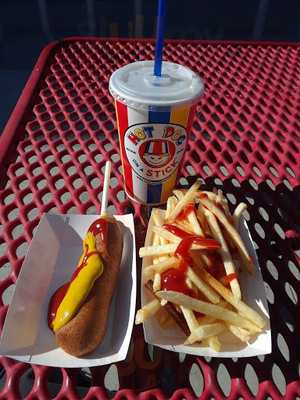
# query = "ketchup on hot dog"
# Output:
<box><xmin>48</xmin><ymin>283</ymin><xmax>69</xmax><ymax>329</ymax></box>
<box><xmin>88</xmin><ymin>218</ymin><xmax>108</xmax><ymax>242</ymax></box>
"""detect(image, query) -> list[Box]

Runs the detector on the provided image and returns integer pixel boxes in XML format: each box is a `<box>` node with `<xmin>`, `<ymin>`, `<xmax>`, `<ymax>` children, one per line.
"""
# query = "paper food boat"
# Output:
<box><xmin>0</xmin><ymin>213</ymin><xmax>136</xmax><ymax>368</ymax></box>
<box><xmin>141</xmin><ymin>209</ymin><xmax>271</xmax><ymax>358</ymax></box>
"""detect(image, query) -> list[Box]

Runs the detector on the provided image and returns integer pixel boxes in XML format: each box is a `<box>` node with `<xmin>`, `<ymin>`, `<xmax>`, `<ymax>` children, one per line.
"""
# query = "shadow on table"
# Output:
<box><xmin>120</xmin><ymin>177</ymin><xmax>300</xmax><ymax>397</ymax></box>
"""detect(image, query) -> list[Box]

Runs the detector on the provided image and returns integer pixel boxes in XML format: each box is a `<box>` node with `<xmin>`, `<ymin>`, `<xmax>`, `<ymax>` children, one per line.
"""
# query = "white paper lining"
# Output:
<box><xmin>0</xmin><ymin>213</ymin><xmax>136</xmax><ymax>368</ymax></box>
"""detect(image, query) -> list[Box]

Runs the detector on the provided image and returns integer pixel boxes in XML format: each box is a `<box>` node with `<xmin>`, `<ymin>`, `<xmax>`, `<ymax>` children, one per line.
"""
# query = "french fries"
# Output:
<box><xmin>165</xmin><ymin>196</ymin><xmax>178</xmax><ymax>219</ymax></box>
<box><xmin>188</xmin><ymin>210</ymin><xmax>204</xmax><ymax>235</ymax></box>
<box><xmin>204</xmin><ymin>209</ymin><xmax>241</xmax><ymax>300</ymax></box>
<box><xmin>233</xmin><ymin>202</ymin><xmax>247</xmax><ymax>229</ymax></box>
<box><xmin>180</xmin><ymin>306</ymin><xmax>200</xmax><ymax>332</ymax></box>
<box><xmin>139</xmin><ymin>239</ymin><xmax>220</xmax><ymax>257</ymax></box>
<box><xmin>197</xmin><ymin>315</ymin><xmax>216</xmax><ymax>325</ymax></box>
<box><xmin>185</xmin><ymin>323</ymin><xmax>225</xmax><ymax>345</ymax></box>
<box><xmin>186</xmin><ymin>267</ymin><xmax>220</xmax><ymax>304</ymax></box>
<box><xmin>152</xmin><ymin>232</ymin><xmax>160</xmax><ymax>248</ymax></box>
<box><xmin>136</xmin><ymin>185</ymin><xmax>267</xmax><ymax>352</ymax></box>
<box><xmin>142</xmin><ymin>256</ymin><xmax>180</xmax><ymax>282</ymax></box>
<box><xmin>153</xmin><ymin>273</ymin><xmax>161</xmax><ymax>292</ymax></box>
<box><xmin>216</xmin><ymin>189</ymin><xmax>232</xmax><ymax>220</ymax></box>
<box><xmin>135</xmin><ymin>299</ymin><xmax>161</xmax><ymax>324</ymax></box>
<box><xmin>173</xmin><ymin>189</ymin><xmax>184</xmax><ymax>201</ymax></box>
<box><xmin>198</xmin><ymin>268</ymin><xmax>265</xmax><ymax>329</ymax></box>
<box><xmin>227</xmin><ymin>324</ymin><xmax>251</xmax><ymax>343</ymax></box>
<box><xmin>156</xmin><ymin>290</ymin><xmax>261</xmax><ymax>333</ymax></box>
<box><xmin>144</xmin><ymin>283</ymin><xmax>190</xmax><ymax>335</ymax></box>
<box><xmin>200</xmin><ymin>197</ymin><xmax>255</xmax><ymax>274</ymax></box>
<box><xmin>152</xmin><ymin>209</ymin><xmax>165</xmax><ymax>227</ymax></box>
<box><xmin>203</xmin><ymin>335</ymin><xmax>222</xmax><ymax>352</ymax></box>
<box><xmin>152</xmin><ymin>226</ymin><xmax>181</xmax><ymax>243</ymax></box>
<box><xmin>196</xmin><ymin>204</ymin><xmax>211</xmax><ymax>236</ymax></box>
<box><xmin>167</xmin><ymin>180</ymin><xmax>201</xmax><ymax>221</ymax></box>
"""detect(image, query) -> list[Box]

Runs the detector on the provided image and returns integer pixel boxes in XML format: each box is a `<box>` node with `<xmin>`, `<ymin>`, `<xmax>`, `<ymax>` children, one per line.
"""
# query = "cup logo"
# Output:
<box><xmin>124</xmin><ymin>123</ymin><xmax>187</xmax><ymax>182</ymax></box>
<box><xmin>139</xmin><ymin>139</ymin><xmax>175</xmax><ymax>168</ymax></box>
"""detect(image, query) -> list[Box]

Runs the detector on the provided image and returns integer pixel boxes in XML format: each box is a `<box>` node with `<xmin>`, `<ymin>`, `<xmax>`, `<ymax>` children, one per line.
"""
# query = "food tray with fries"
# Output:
<box><xmin>0</xmin><ymin>38</ymin><xmax>299</xmax><ymax>398</ymax></box>
<box><xmin>136</xmin><ymin>182</ymin><xmax>270</xmax><ymax>357</ymax></box>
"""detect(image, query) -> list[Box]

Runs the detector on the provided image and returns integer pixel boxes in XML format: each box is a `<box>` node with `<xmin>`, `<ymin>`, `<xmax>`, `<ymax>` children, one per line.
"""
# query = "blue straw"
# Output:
<box><xmin>154</xmin><ymin>0</ymin><xmax>166</xmax><ymax>77</ymax></box>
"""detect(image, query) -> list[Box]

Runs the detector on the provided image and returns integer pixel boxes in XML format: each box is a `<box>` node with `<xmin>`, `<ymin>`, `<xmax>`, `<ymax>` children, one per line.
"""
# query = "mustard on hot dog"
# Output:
<box><xmin>51</xmin><ymin>232</ymin><xmax>104</xmax><ymax>332</ymax></box>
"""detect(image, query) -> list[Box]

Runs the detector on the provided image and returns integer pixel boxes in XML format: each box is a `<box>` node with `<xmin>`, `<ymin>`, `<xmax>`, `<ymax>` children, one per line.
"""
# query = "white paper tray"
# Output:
<box><xmin>141</xmin><ymin>209</ymin><xmax>271</xmax><ymax>358</ymax></box>
<box><xmin>0</xmin><ymin>213</ymin><xmax>136</xmax><ymax>368</ymax></box>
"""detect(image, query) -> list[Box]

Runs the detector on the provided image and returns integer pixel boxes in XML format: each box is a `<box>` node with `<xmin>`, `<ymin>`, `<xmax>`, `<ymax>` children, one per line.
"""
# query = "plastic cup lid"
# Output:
<box><xmin>109</xmin><ymin>60</ymin><xmax>204</xmax><ymax>110</ymax></box>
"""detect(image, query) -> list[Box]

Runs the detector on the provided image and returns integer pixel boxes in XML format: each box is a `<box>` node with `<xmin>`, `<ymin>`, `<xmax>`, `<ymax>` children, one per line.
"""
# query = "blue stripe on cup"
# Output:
<box><xmin>149</xmin><ymin>106</ymin><xmax>171</xmax><ymax>124</ymax></box>
<box><xmin>146</xmin><ymin>105</ymin><xmax>171</xmax><ymax>204</ymax></box>
<box><xmin>147</xmin><ymin>183</ymin><xmax>162</xmax><ymax>203</ymax></box>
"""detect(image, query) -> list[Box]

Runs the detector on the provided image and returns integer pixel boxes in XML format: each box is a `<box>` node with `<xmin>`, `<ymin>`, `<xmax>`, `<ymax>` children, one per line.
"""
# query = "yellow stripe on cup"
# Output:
<box><xmin>161</xmin><ymin>167</ymin><xmax>178</xmax><ymax>202</ymax></box>
<box><xmin>161</xmin><ymin>106</ymin><xmax>191</xmax><ymax>202</ymax></box>
<box><xmin>170</xmin><ymin>105</ymin><xmax>190</xmax><ymax>126</ymax></box>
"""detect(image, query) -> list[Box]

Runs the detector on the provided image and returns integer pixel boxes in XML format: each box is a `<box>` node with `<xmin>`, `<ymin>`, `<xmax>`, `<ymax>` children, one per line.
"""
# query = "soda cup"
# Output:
<box><xmin>109</xmin><ymin>61</ymin><xmax>204</xmax><ymax>205</ymax></box>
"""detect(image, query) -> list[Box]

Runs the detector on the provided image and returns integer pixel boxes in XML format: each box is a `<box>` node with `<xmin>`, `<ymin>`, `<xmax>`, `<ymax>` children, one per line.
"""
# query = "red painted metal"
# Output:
<box><xmin>0</xmin><ymin>38</ymin><xmax>299</xmax><ymax>399</ymax></box>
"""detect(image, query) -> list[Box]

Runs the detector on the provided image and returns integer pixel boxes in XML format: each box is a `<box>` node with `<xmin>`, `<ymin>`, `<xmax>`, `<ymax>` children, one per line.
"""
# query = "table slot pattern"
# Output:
<box><xmin>0</xmin><ymin>39</ymin><xmax>299</xmax><ymax>399</ymax></box>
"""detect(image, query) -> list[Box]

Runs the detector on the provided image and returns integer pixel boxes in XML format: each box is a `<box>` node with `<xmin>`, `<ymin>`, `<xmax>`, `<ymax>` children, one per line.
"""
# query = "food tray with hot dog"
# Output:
<box><xmin>0</xmin><ymin>212</ymin><xmax>136</xmax><ymax>368</ymax></box>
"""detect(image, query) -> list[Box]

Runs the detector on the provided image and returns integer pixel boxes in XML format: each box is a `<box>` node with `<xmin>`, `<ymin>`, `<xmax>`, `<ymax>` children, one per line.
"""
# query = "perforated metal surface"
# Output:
<box><xmin>0</xmin><ymin>38</ymin><xmax>299</xmax><ymax>399</ymax></box>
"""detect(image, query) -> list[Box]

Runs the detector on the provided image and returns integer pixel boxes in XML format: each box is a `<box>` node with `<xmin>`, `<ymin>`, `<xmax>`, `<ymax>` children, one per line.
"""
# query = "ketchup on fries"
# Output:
<box><xmin>135</xmin><ymin>180</ymin><xmax>266</xmax><ymax>351</ymax></box>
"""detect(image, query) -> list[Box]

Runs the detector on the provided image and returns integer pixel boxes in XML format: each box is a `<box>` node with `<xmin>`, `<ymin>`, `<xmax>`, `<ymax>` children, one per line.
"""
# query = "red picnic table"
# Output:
<box><xmin>0</xmin><ymin>38</ymin><xmax>299</xmax><ymax>399</ymax></box>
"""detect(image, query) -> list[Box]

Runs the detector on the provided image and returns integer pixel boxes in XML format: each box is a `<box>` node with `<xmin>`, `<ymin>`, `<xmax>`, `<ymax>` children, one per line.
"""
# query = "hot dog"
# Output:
<box><xmin>48</xmin><ymin>215</ymin><xmax>123</xmax><ymax>356</ymax></box>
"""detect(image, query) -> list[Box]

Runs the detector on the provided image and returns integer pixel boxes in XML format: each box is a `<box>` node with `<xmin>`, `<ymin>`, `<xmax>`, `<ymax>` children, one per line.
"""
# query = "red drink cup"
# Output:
<box><xmin>109</xmin><ymin>61</ymin><xmax>204</xmax><ymax>205</ymax></box>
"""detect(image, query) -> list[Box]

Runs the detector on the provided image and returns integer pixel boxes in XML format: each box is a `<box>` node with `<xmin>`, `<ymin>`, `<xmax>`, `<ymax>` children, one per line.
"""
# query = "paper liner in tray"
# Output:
<box><xmin>141</xmin><ymin>209</ymin><xmax>271</xmax><ymax>358</ymax></box>
<box><xmin>0</xmin><ymin>213</ymin><xmax>136</xmax><ymax>368</ymax></box>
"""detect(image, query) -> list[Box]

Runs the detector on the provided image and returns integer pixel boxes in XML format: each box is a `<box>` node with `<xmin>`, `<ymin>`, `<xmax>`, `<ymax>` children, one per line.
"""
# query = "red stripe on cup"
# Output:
<box><xmin>115</xmin><ymin>100</ymin><xmax>133</xmax><ymax>196</ymax></box>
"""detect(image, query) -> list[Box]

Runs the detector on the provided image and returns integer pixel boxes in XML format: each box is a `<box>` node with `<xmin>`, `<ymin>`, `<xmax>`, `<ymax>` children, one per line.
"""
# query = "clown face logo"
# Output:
<box><xmin>124</xmin><ymin>123</ymin><xmax>187</xmax><ymax>182</ymax></box>
<box><xmin>139</xmin><ymin>139</ymin><xmax>176</xmax><ymax>169</ymax></box>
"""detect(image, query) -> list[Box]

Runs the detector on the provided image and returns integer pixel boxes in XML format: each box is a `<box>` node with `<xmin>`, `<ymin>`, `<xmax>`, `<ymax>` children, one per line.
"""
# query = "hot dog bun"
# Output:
<box><xmin>55</xmin><ymin>217</ymin><xmax>123</xmax><ymax>356</ymax></box>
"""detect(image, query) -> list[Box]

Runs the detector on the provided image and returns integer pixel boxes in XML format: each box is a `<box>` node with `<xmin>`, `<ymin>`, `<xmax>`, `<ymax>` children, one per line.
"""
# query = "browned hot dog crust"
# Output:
<box><xmin>55</xmin><ymin>217</ymin><xmax>123</xmax><ymax>356</ymax></box>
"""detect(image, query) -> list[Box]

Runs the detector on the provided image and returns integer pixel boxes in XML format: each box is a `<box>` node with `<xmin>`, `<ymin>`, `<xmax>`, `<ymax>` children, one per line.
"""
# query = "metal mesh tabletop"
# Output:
<box><xmin>0</xmin><ymin>38</ymin><xmax>299</xmax><ymax>399</ymax></box>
